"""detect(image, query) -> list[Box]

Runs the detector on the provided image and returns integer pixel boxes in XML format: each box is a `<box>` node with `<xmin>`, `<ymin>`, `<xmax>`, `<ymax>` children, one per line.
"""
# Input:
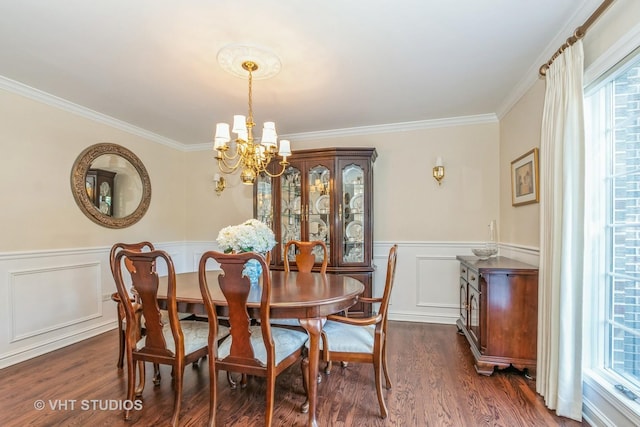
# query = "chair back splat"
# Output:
<box><xmin>283</xmin><ymin>240</ymin><xmax>328</xmax><ymax>274</ymax></box>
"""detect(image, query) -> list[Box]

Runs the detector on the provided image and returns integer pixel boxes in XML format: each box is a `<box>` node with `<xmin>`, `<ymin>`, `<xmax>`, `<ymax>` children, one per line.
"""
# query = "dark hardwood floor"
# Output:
<box><xmin>0</xmin><ymin>322</ymin><xmax>584</xmax><ymax>426</ymax></box>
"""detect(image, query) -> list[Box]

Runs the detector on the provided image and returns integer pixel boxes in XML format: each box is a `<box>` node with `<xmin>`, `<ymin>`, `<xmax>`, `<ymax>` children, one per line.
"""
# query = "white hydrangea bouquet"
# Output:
<box><xmin>216</xmin><ymin>218</ymin><xmax>276</xmax><ymax>254</ymax></box>
<box><xmin>216</xmin><ymin>219</ymin><xmax>276</xmax><ymax>286</ymax></box>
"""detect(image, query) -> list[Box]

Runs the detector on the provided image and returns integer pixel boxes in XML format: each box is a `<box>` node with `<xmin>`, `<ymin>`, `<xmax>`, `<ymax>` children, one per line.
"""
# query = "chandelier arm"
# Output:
<box><xmin>217</xmin><ymin>156</ymin><xmax>243</xmax><ymax>174</ymax></box>
<box><xmin>217</xmin><ymin>145</ymin><xmax>242</xmax><ymax>161</ymax></box>
<box><xmin>262</xmin><ymin>161</ymin><xmax>289</xmax><ymax>178</ymax></box>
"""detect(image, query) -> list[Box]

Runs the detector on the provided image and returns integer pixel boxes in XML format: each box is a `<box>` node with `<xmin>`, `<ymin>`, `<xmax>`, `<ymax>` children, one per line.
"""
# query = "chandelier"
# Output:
<box><xmin>213</xmin><ymin>52</ymin><xmax>291</xmax><ymax>185</ymax></box>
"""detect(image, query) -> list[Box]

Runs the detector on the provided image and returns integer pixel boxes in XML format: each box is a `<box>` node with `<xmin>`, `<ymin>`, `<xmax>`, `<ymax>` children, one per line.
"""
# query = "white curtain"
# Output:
<box><xmin>536</xmin><ymin>40</ymin><xmax>585</xmax><ymax>421</ymax></box>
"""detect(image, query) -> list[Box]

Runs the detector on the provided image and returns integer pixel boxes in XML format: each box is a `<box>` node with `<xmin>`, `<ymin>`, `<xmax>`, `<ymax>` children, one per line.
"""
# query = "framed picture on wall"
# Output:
<box><xmin>511</xmin><ymin>148</ymin><xmax>539</xmax><ymax>206</ymax></box>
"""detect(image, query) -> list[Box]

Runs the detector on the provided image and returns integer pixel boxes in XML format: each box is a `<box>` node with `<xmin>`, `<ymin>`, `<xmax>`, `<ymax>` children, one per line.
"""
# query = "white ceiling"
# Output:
<box><xmin>0</xmin><ymin>1</ymin><xmax>602</xmax><ymax>147</ymax></box>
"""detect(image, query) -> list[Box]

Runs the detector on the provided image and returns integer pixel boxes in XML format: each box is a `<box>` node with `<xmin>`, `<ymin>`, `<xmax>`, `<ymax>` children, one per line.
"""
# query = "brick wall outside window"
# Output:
<box><xmin>610</xmin><ymin>62</ymin><xmax>640</xmax><ymax>382</ymax></box>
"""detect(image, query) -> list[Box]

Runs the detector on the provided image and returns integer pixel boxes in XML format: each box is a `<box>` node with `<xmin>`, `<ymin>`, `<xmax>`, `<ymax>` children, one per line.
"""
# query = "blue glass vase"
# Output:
<box><xmin>242</xmin><ymin>258</ymin><xmax>262</xmax><ymax>288</ymax></box>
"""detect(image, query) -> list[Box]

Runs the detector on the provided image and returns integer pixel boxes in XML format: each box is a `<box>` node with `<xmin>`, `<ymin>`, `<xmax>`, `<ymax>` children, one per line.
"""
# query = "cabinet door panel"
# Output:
<box><xmin>459</xmin><ymin>278</ymin><xmax>468</xmax><ymax>328</ymax></box>
<box><xmin>337</xmin><ymin>158</ymin><xmax>371</xmax><ymax>267</ymax></box>
<box><xmin>256</xmin><ymin>174</ymin><xmax>273</xmax><ymax>229</ymax></box>
<box><xmin>469</xmin><ymin>284</ymin><xmax>481</xmax><ymax>348</ymax></box>
<box><xmin>280</xmin><ymin>165</ymin><xmax>302</xmax><ymax>254</ymax></box>
<box><xmin>307</xmin><ymin>164</ymin><xmax>331</xmax><ymax>262</ymax></box>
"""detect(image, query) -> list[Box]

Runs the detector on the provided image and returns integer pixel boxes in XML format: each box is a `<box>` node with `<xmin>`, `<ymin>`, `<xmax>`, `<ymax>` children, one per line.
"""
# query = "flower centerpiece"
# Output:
<box><xmin>216</xmin><ymin>219</ymin><xmax>276</xmax><ymax>286</ymax></box>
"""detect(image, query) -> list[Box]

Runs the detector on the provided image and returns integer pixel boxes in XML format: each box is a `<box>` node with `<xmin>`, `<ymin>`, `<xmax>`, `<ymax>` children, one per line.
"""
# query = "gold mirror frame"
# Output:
<box><xmin>71</xmin><ymin>143</ymin><xmax>151</xmax><ymax>228</ymax></box>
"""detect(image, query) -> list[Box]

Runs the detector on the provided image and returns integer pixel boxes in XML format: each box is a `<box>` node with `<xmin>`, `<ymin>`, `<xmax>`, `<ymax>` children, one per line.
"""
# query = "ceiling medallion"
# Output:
<box><xmin>213</xmin><ymin>44</ymin><xmax>291</xmax><ymax>185</ymax></box>
<box><xmin>216</xmin><ymin>44</ymin><xmax>282</xmax><ymax>80</ymax></box>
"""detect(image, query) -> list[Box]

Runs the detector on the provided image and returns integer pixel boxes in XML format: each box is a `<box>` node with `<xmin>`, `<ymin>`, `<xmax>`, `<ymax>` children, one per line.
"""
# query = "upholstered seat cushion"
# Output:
<box><xmin>269</xmin><ymin>318</ymin><xmax>327</xmax><ymax>327</ymax></box>
<box><xmin>308</xmin><ymin>320</ymin><xmax>375</xmax><ymax>353</ymax></box>
<box><xmin>136</xmin><ymin>320</ymin><xmax>228</xmax><ymax>355</ymax></box>
<box><xmin>218</xmin><ymin>325</ymin><xmax>308</xmax><ymax>365</ymax></box>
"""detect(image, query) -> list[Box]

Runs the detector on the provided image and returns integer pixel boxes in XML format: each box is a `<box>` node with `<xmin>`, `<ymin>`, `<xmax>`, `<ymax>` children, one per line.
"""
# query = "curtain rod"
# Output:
<box><xmin>539</xmin><ymin>0</ymin><xmax>615</xmax><ymax>77</ymax></box>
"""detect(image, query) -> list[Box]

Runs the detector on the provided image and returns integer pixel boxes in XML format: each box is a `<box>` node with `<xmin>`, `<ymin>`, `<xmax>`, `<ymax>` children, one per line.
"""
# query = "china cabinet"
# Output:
<box><xmin>254</xmin><ymin>147</ymin><xmax>377</xmax><ymax>316</ymax></box>
<box><xmin>85</xmin><ymin>168</ymin><xmax>115</xmax><ymax>216</ymax></box>
<box><xmin>456</xmin><ymin>255</ymin><xmax>538</xmax><ymax>376</ymax></box>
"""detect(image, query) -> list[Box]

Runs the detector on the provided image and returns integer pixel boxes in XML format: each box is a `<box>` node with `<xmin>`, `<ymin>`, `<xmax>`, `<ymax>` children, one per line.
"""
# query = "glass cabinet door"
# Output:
<box><xmin>342</xmin><ymin>164</ymin><xmax>365</xmax><ymax>263</ymax></box>
<box><xmin>280</xmin><ymin>165</ymin><xmax>302</xmax><ymax>252</ymax></box>
<box><xmin>307</xmin><ymin>165</ymin><xmax>331</xmax><ymax>262</ymax></box>
<box><xmin>256</xmin><ymin>174</ymin><xmax>273</xmax><ymax>228</ymax></box>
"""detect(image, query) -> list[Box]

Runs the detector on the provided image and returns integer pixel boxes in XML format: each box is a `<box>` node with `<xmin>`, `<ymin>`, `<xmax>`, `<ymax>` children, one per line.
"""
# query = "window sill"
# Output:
<box><xmin>583</xmin><ymin>369</ymin><xmax>640</xmax><ymax>426</ymax></box>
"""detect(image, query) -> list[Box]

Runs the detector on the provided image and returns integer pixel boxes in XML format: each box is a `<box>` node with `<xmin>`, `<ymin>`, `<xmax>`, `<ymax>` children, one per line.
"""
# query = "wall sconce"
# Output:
<box><xmin>433</xmin><ymin>157</ymin><xmax>445</xmax><ymax>185</ymax></box>
<box><xmin>214</xmin><ymin>173</ymin><xmax>226</xmax><ymax>196</ymax></box>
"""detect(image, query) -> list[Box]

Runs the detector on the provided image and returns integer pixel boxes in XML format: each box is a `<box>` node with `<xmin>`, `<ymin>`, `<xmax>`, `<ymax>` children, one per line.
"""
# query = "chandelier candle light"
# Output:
<box><xmin>213</xmin><ymin>46</ymin><xmax>292</xmax><ymax>185</ymax></box>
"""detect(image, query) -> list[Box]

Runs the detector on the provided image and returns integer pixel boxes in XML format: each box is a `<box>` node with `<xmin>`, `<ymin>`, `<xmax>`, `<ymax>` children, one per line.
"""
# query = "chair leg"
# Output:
<box><xmin>135</xmin><ymin>361</ymin><xmax>145</xmax><ymax>397</ymax></box>
<box><xmin>264</xmin><ymin>371</ymin><xmax>276</xmax><ymax>426</ymax></box>
<box><xmin>301</xmin><ymin>357</ymin><xmax>309</xmax><ymax>414</ymax></box>
<box><xmin>373</xmin><ymin>353</ymin><xmax>388</xmax><ymax>419</ymax></box>
<box><xmin>382</xmin><ymin>337</ymin><xmax>392</xmax><ymax>389</ymax></box>
<box><xmin>170</xmin><ymin>364</ymin><xmax>184</xmax><ymax>427</ymax></box>
<box><xmin>124</xmin><ymin>354</ymin><xmax>136</xmax><ymax>421</ymax></box>
<box><xmin>226</xmin><ymin>371</ymin><xmax>237</xmax><ymax>389</ymax></box>
<box><xmin>321</xmin><ymin>331</ymin><xmax>331</xmax><ymax>376</ymax></box>
<box><xmin>208</xmin><ymin>358</ymin><xmax>218</xmax><ymax>427</ymax></box>
<box><xmin>117</xmin><ymin>326</ymin><xmax>125</xmax><ymax>369</ymax></box>
<box><xmin>324</xmin><ymin>360</ymin><xmax>332</xmax><ymax>375</ymax></box>
<box><xmin>153</xmin><ymin>363</ymin><xmax>161</xmax><ymax>386</ymax></box>
<box><xmin>241</xmin><ymin>373</ymin><xmax>248</xmax><ymax>388</ymax></box>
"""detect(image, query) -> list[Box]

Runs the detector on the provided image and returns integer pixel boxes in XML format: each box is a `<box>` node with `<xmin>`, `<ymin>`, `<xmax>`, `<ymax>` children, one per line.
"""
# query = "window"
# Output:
<box><xmin>585</xmin><ymin>48</ymin><xmax>640</xmax><ymax>400</ymax></box>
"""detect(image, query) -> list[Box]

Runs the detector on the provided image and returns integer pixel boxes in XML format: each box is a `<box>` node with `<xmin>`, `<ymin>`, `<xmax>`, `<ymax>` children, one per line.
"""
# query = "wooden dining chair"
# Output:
<box><xmin>306</xmin><ymin>244</ymin><xmax>398</xmax><ymax>418</ymax></box>
<box><xmin>112</xmin><ymin>249</ymin><xmax>224</xmax><ymax>426</ymax></box>
<box><xmin>110</xmin><ymin>242</ymin><xmax>195</xmax><ymax>376</ymax></box>
<box><xmin>279</xmin><ymin>240</ymin><xmax>332</xmax><ymax>377</ymax></box>
<box><xmin>198</xmin><ymin>251</ymin><xmax>309</xmax><ymax>427</ymax></box>
<box><xmin>109</xmin><ymin>241</ymin><xmax>155</xmax><ymax>371</ymax></box>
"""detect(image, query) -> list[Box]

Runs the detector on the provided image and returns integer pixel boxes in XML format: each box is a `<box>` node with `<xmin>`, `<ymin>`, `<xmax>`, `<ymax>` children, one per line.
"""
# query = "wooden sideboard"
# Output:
<box><xmin>456</xmin><ymin>255</ymin><xmax>538</xmax><ymax>376</ymax></box>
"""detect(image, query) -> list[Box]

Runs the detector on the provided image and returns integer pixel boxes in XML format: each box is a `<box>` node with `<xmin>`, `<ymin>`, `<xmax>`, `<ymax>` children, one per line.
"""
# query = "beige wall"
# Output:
<box><xmin>583</xmin><ymin>0</ymin><xmax>640</xmax><ymax>71</ymax></box>
<box><xmin>499</xmin><ymin>80</ymin><xmax>544</xmax><ymax>248</ymax></box>
<box><xmin>183</xmin><ymin>150</ymin><xmax>254</xmax><ymax>241</ymax></box>
<box><xmin>182</xmin><ymin>121</ymin><xmax>500</xmax><ymax>244</ymax></box>
<box><xmin>278</xmin><ymin>121</ymin><xmax>501</xmax><ymax>242</ymax></box>
<box><xmin>0</xmin><ymin>87</ymin><xmax>500</xmax><ymax>252</ymax></box>
<box><xmin>0</xmin><ymin>89</ymin><xmax>188</xmax><ymax>251</ymax></box>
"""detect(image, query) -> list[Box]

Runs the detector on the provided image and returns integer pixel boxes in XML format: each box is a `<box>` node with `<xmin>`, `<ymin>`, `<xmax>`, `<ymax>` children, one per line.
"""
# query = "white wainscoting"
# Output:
<box><xmin>0</xmin><ymin>240</ymin><xmax>538</xmax><ymax>368</ymax></box>
<box><xmin>373</xmin><ymin>241</ymin><xmax>539</xmax><ymax>324</ymax></box>
<box><xmin>0</xmin><ymin>241</ymin><xmax>204</xmax><ymax>369</ymax></box>
<box><xmin>9</xmin><ymin>262</ymin><xmax>102</xmax><ymax>342</ymax></box>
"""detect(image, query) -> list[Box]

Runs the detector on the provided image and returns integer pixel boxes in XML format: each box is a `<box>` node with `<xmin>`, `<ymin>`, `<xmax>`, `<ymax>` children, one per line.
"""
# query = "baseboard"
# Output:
<box><xmin>0</xmin><ymin>321</ymin><xmax>117</xmax><ymax>369</ymax></box>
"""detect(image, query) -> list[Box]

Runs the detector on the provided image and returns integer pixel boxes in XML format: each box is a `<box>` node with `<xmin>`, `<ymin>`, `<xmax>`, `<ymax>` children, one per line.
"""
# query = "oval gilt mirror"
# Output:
<box><xmin>71</xmin><ymin>143</ymin><xmax>151</xmax><ymax>228</ymax></box>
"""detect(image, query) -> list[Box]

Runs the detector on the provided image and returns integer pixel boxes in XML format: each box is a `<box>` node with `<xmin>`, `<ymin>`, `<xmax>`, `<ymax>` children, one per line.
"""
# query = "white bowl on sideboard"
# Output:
<box><xmin>472</xmin><ymin>247</ymin><xmax>498</xmax><ymax>260</ymax></box>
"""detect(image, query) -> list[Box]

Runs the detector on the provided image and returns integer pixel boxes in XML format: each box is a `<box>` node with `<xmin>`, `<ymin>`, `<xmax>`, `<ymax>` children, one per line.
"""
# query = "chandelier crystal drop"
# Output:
<box><xmin>213</xmin><ymin>58</ymin><xmax>291</xmax><ymax>185</ymax></box>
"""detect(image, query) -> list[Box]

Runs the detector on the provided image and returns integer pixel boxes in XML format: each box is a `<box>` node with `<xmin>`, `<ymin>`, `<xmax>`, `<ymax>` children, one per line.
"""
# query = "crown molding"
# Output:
<box><xmin>182</xmin><ymin>114</ymin><xmax>499</xmax><ymax>152</ymax></box>
<box><xmin>280</xmin><ymin>114</ymin><xmax>499</xmax><ymax>142</ymax></box>
<box><xmin>0</xmin><ymin>75</ymin><xmax>185</xmax><ymax>150</ymax></box>
<box><xmin>1</xmin><ymin>74</ymin><xmax>497</xmax><ymax>153</ymax></box>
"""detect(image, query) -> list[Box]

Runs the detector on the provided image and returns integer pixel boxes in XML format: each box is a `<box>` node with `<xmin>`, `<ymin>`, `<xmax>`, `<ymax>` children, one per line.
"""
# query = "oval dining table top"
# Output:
<box><xmin>158</xmin><ymin>269</ymin><xmax>365</xmax><ymax>318</ymax></box>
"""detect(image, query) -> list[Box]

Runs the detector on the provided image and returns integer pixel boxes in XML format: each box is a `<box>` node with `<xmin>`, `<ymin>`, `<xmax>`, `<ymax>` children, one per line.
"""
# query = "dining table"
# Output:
<box><xmin>157</xmin><ymin>269</ymin><xmax>365</xmax><ymax>427</ymax></box>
